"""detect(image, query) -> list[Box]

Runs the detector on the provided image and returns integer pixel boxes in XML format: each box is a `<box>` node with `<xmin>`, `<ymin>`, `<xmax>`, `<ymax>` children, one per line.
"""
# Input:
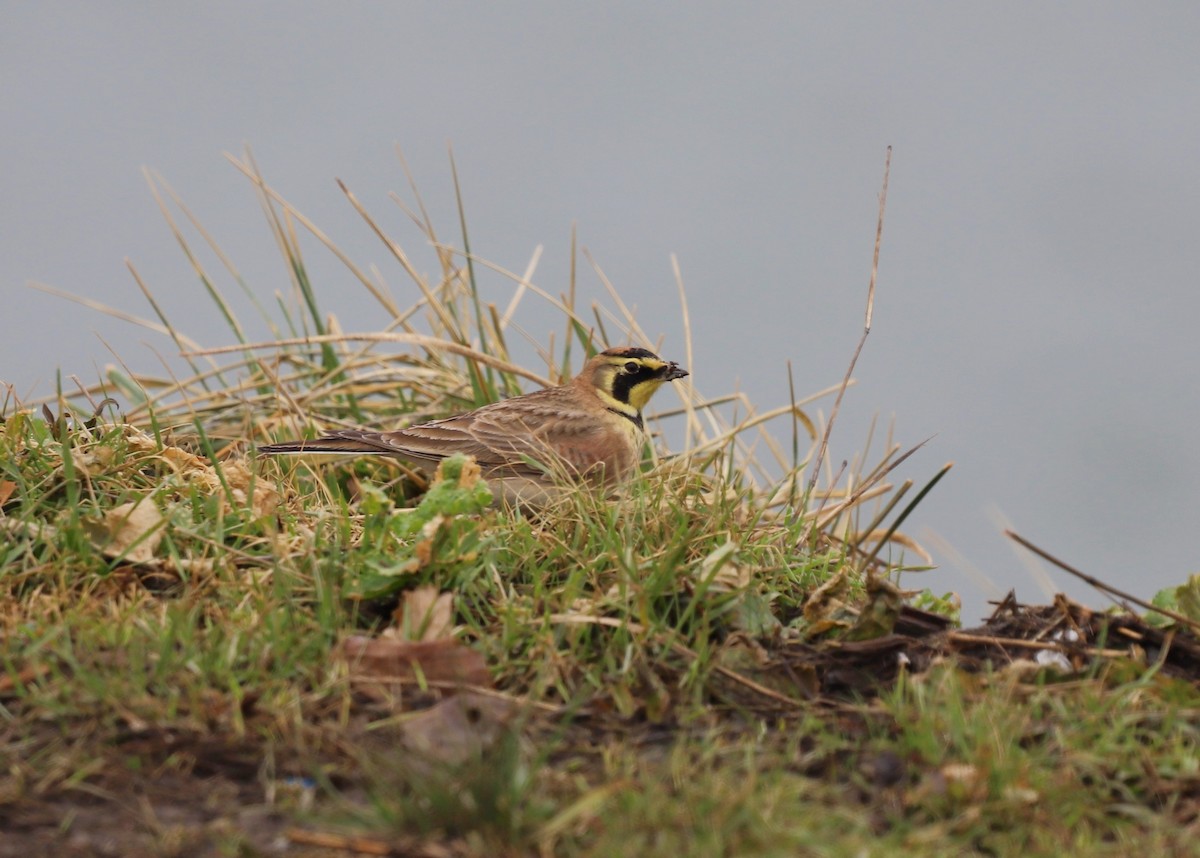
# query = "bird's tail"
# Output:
<box><xmin>258</xmin><ymin>434</ymin><xmax>394</xmax><ymax>457</ymax></box>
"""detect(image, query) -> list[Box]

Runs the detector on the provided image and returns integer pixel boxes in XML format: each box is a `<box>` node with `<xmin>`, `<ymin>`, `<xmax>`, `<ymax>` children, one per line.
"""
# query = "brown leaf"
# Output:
<box><xmin>88</xmin><ymin>499</ymin><xmax>165</xmax><ymax>564</ymax></box>
<box><xmin>341</xmin><ymin>635</ymin><xmax>492</xmax><ymax>690</ymax></box>
<box><xmin>802</xmin><ymin>569</ymin><xmax>850</xmax><ymax>622</ymax></box>
<box><xmin>845</xmin><ymin>574</ymin><xmax>904</xmax><ymax>641</ymax></box>
<box><xmin>219</xmin><ymin>458</ymin><xmax>280</xmax><ymax>519</ymax></box>
<box><xmin>387</xmin><ymin>586</ymin><xmax>455</xmax><ymax>642</ymax></box>
<box><xmin>397</xmin><ymin>692</ymin><xmax>516</xmax><ymax>766</ymax></box>
<box><xmin>0</xmin><ymin>480</ymin><xmax>16</xmax><ymax>507</ymax></box>
<box><xmin>801</xmin><ymin>569</ymin><xmax>856</xmax><ymax>635</ymax></box>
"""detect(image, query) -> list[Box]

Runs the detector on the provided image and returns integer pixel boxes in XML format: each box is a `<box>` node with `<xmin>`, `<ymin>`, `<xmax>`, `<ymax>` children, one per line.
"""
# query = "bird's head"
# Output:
<box><xmin>586</xmin><ymin>346</ymin><xmax>689</xmax><ymax>413</ymax></box>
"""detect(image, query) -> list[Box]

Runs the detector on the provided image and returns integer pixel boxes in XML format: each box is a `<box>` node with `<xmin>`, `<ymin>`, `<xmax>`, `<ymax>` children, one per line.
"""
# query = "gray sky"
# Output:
<box><xmin>5</xmin><ymin>3</ymin><xmax>1199</xmax><ymax>619</ymax></box>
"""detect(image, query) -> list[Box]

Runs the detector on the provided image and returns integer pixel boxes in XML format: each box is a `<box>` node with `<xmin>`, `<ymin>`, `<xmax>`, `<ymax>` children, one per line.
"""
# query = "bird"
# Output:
<box><xmin>258</xmin><ymin>346</ymin><xmax>689</xmax><ymax>505</ymax></box>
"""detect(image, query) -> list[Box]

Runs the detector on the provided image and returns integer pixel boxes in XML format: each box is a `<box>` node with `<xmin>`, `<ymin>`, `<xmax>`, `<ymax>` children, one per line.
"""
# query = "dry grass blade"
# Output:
<box><xmin>813</xmin><ymin>435</ymin><xmax>929</xmax><ymax>531</ymax></box>
<box><xmin>186</xmin><ymin>333</ymin><xmax>553</xmax><ymax>387</ymax></box>
<box><xmin>224</xmin><ymin>151</ymin><xmax>396</xmax><ymax>316</ymax></box>
<box><xmin>806</xmin><ymin>146</ymin><xmax>891</xmax><ymax>500</ymax></box>
<box><xmin>143</xmin><ymin>169</ymin><xmax>248</xmax><ymax>344</ymax></box>
<box><xmin>26</xmin><ymin>280</ymin><xmax>206</xmax><ymax>356</ymax></box>
<box><xmin>337</xmin><ymin>177</ymin><xmax>443</xmax><ymax>328</ymax></box>
<box><xmin>431</xmin><ymin>242</ymin><xmax>592</xmax><ymax>334</ymax></box>
<box><xmin>856</xmin><ymin>461</ymin><xmax>952</xmax><ymax>571</ymax></box>
<box><xmin>500</xmin><ymin>245</ymin><xmax>542</xmax><ymax>330</ymax></box>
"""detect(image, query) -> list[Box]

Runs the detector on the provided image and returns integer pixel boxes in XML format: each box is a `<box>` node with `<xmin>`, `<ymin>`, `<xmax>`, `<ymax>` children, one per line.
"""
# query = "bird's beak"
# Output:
<box><xmin>662</xmin><ymin>362</ymin><xmax>689</xmax><ymax>381</ymax></box>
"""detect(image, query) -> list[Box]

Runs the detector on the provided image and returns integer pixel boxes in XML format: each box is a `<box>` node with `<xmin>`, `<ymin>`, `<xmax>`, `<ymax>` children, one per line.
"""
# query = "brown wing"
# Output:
<box><xmin>401</xmin><ymin>386</ymin><xmax>637</xmax><ymax>480</ymax></box>
<box><xmin>354</xmin><ymin>408</ymin><xmax>550</xmax><ymax>475</ymax></box>
<box><xmin>256</xmin><ymin>415</ymin><xmax>517</xmax><ymax>468</ymax></box>
<box><xmin>262</xmin><ymin>387</ymin><xmax>580</xmax><ymax>475</ymax></box>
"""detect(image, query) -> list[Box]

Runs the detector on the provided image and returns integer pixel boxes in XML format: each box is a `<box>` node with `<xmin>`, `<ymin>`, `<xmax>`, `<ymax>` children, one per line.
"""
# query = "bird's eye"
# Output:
<box><xmin>624</xmin><ymin>361</ymin><xmax>640</xmax><ymax>374</ymax></box>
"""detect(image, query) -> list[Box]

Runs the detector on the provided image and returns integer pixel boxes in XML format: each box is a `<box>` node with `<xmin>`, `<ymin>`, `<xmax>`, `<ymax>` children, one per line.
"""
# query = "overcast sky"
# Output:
<box><xmin>5</xmin><ymin>3</ymin><xmax>1199</xmax><ymax>619</ymax></box>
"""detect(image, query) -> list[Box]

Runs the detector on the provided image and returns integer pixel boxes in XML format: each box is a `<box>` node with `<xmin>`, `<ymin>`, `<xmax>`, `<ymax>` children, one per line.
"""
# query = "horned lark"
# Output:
<box><xmin>258</xmin><ymin>347</ymin><xmax>689</xmax><ymax>505</ymax></box>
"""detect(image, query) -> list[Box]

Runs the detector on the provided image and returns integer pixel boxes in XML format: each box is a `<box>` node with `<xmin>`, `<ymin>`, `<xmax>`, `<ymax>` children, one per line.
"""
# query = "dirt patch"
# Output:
<box><xmin>0</xmin><ymin>728</ymin><xmax>297</xmax><ymax>858</ymax></box>
<box><xmin>1</xmin><ymin>772</ymin><xmax>284</xmax><ymax>857</ymax></box>
<box><xmin>4</xmin><ymin>594</ymin><xmax>1198</xmax><ymax>855</ymax></box>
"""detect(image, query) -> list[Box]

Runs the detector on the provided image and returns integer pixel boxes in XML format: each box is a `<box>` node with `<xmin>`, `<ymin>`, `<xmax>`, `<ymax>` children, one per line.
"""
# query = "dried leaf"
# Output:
<box><xmin>845</xmin><ymin>574</ymin><xmax>904</xmax><ymax>641</ymax></box>
<box><xmin>803</xmin><ymin>569</ymin><xmax>851</xmax><ymax>622</ymax></box>
<box><xmin>125</xmin><ymin>430</ymin><xmax>279</xmax><ymax>517</ymax></box>
<box><xmin>691</xmin><ymin>541</ymin><xmax>742</xmax><ymax>590</ymax></box>
<box><xmin>398</xmin><ymin>692</ymin><xmax>516</xmax><ymax>766</ymax></box>
<box><xmin>0</xmin><ymin>480</ymin><xmax>16</xmax><ymax>507</ymax></box>
<box><xmin>851</xmin><ymin>529</ymin><xmax>934</xmax><ymax>564</ymax></box>
<box><xmin>731</xmin><ymin>591</ymin><xmax>782</xmax><ymax>635</ymax></box>
<box><xmin>219</xmin><ymin>458</ymin><xmax>280</xmax><ymax>518</ymax></box>
<box><xmin>341</xmin><ymin>635</ymin><xmax>492</xmax><ymax>691</ymax></box>
<box><xmin>88</xmin><ymin>499</ymin><xmax>165</xmax><ymax>564</ymax></box>
<box><xmin>388</xmin><ymin>586</ymin><xmax>455</xmax><ymax>642</ymax></box>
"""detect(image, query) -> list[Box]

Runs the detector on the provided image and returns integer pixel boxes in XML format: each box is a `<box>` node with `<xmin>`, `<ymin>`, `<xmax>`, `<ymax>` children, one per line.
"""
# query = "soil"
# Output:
<box><xmin>4</xmin><ymin>594</ymin><xmax>1197</xmax><ymax>856</ymax></box>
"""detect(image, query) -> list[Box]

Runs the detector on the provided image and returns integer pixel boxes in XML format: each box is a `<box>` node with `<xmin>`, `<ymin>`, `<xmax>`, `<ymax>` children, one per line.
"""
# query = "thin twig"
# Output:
<box><xmin>1004</xmin><ymin>530</ymin><xmax>1200</xmax><ymax>635</ymax></box>
<box><xmin>284</xmin><ymin>829</ymin><xmax>392</xmax><ymax>856</ymax></box>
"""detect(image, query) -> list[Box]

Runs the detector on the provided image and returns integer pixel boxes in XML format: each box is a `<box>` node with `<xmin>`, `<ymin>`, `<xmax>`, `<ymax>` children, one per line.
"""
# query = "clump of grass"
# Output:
<box><xmin>11</xmin><ymin>150</ymin><xmax>944</xmax><ymax>698</ymax></box>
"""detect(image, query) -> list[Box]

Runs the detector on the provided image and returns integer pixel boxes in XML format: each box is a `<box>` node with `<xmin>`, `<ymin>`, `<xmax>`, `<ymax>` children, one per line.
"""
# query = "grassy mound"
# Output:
<box><xmin>2</xmin><ymin>155</ymin><xmax>1197</xmax><ymax>856</ymax></box>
